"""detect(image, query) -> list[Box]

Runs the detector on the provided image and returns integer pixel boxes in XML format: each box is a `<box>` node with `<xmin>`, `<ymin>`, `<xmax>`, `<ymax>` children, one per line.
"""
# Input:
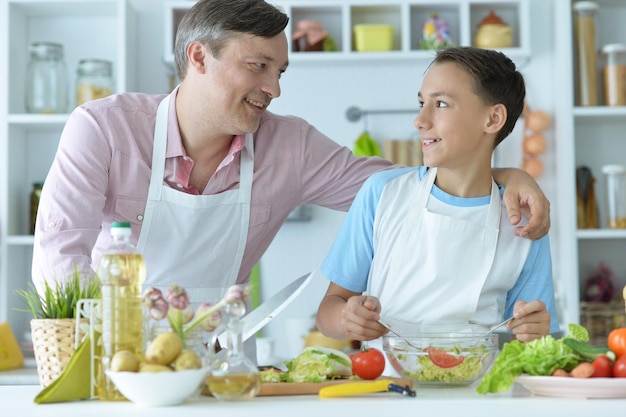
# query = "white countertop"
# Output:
<box><xmin>0</xmin><ymin>359</ymin><xmax>39</xmax><ymax>386</ymax></box>
<box><xmin>1</xmin><ymin>382</ymin><xmax>624</xmax><ymax>417</ymax></box>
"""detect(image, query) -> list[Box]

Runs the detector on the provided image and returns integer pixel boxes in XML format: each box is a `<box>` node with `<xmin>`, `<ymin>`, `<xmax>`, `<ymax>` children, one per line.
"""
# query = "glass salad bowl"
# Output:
<box><xmin>382</xmin><ymin>326</ymin><xmax>499</xmax><ymax>386</ymax></box>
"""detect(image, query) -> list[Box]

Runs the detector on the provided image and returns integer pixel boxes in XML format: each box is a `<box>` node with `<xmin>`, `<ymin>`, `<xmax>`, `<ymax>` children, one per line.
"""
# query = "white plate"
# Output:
<box><xmin>515</xmin><ymin>375</ymin><xmax>626</xmax><ymax>398</ymax></box>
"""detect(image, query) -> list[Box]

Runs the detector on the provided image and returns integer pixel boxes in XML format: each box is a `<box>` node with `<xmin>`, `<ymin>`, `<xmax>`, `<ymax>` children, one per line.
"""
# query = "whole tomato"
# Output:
<box><xmin>591</xmin><ymin>355</ymin><xmax>613</xmax><ymax>378</ymax></box>
<box><xmin>608</xmin><ymin>328</ymin><xmax>626</xmax><ymax>358</ymax></box>
<box><xmin>614</xmin><ymin>355</ymin><xmax>626</xmax><ymax>378</ymax></box>
<box><xmin>351</xmin><ymin>347</ymin><xmax>385</xmax><ymax>380</ymax></box>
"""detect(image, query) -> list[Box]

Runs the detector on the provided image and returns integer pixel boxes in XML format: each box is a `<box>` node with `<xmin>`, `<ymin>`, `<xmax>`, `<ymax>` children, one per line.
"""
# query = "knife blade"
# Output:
<box><xmin>217</xmin><ymin>271</ymin><xmax>314</xmax><ymax>345</ymax></box>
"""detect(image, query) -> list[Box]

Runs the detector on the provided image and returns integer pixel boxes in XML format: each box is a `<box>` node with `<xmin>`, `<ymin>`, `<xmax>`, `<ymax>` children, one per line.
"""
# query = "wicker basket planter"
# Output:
<box><xmin>30</xmin><ymin>318</ymin><xmax>86</xmax><ymax>388</ymax></box>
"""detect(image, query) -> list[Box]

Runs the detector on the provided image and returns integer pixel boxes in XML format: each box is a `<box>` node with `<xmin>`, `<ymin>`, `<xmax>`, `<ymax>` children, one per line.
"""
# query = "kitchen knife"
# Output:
<box><xmin>319</xmin><ymin>379</ymin><xmax>416</xmax><ymax>398</ymax></box>
<box><xmin>218</xmin><ymin>271</ymin><xmax>314</xmax><ymax>344</ymax></box>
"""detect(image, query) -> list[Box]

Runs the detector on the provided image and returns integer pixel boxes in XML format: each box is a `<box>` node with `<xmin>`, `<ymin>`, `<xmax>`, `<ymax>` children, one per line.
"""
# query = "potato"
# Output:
<box><xmin>145</xmin><ymin>331</ymin><xmax>183</xmax><ymax>366</ymax></box>
<box><xmin>139</xmin><ymin>363</ymin><xmax>173</xmax><ymax>373</ymax></box>
<box><xmin>110</xmin><ymin>350</ymin><xmax>140</xmax><ymax>372</ymax></box>
<box><xmin>173</xmin><ymin>350</ymin><xmax>202</xmax><ymax>371</ymax></box>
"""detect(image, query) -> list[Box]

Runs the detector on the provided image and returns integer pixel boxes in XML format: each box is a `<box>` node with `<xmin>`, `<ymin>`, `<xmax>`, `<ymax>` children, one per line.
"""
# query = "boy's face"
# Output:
<box><xmin>414</xmin><ymin>61</ymin><xmax>496</xmax><ymax>170</ymax></box>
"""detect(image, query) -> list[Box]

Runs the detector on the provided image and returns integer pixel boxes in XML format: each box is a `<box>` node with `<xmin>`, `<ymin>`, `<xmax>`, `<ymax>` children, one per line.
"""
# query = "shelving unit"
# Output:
<box><xmin>554</xmin><ymin>0</ymin><xmax>626</xmax><ymax>329</ymax></box>
<box><xmin>163</xmin><ymin>0</ymin><xmax>530</xmax><ymax>65</ymax></box>
<box><xmin>0</xmin><ymin>0</ymin><xmax>137</xmax><ymax>354</ymax></box>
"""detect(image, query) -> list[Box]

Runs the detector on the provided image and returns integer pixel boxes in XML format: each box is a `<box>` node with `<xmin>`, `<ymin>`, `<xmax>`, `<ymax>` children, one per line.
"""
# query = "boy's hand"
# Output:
<box><xmin>508</xmin><ymin>300</ymin><xmax>551</xmax><ymax>342</ymax></box>
<box><xmin>341</xmin><ymin>295</ymin><xmax>387</xmax><ymax>341</ymax></box>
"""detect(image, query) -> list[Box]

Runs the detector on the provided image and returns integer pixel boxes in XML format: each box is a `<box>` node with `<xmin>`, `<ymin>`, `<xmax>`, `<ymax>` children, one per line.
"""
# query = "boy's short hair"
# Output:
<box><xmin>433</xmin><ymin>47</ymin><xmax>525</xmax><ymax>147</ymax></box>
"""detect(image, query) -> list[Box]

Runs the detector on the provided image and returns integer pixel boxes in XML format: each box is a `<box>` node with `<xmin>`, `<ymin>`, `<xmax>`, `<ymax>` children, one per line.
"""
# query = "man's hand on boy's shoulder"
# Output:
<box><xmin>498</xmin><ymin>168</ymin><xmax>551</xmax><ymax>240</ymax></box>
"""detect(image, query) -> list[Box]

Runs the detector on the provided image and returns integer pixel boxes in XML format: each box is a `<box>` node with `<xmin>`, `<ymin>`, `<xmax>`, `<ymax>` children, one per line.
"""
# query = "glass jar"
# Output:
<box><xmin>25</xmin><ymin>42</ymin><xmax>68</xmax><ymax>113</ymax></box>
<box><xmin>601</xmin><ymin>43</ymin><xmax>626</xmax><ymax>106</ymax></box>
<box><xmin>573</xmin><ymin>1</ymin><xmax>599</xmax><ymax>107</ymax></box>
<box><xmin>207</xmin><ymin>304</ymin><xmax>261</xmax><ymax>400</ymax></box>
<box><xmin>602</xmin><ymin>164</ymin><xmax>626</xmax><ymax>229</ymax></box>
<box><xmin>76</xmin><ymin>59</ymin><xmax>114</xmax><ymax>106</ymax></box>
<box><xmin>30</xmin><ymin>182</ymin><xmax>43</xmax><ymax>234</ymax></box>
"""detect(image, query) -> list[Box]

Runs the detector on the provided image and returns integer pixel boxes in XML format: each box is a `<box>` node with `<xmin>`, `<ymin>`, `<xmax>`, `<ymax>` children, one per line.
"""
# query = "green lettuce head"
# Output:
<box><xmin>285</xmin><ymin>347</ymin><xmax>352</xmax><ymax>383</ymax></box>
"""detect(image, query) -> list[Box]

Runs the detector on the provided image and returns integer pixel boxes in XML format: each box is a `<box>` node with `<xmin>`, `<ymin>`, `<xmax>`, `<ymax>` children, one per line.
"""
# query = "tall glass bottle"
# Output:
<box><xmin>97</xmin><ymin>221</ymin><xmax>146</xmax><ymax>401</ymax></box>
<box><xmin>573</xmin><ymin>1</ymin><xmax>599</xmax><ymax>106</ymax></box>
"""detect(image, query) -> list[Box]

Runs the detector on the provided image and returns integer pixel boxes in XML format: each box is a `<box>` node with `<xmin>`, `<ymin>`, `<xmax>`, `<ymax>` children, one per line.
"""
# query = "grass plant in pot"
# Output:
<box><xmin>16</xmin><ymin>269</ymin><xmax>100</xmax><ymax>388</ymax></box>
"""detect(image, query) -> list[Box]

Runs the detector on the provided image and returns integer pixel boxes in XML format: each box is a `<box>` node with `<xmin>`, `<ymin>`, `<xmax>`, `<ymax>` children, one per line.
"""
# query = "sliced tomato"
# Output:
<box><xmin>427</xmin><ymin>346</ymin><xmax>465</xmax><ymax>368</ymax></box>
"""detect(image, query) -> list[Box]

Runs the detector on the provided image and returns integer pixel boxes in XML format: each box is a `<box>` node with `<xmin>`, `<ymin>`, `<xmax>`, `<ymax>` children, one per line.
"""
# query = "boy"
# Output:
<box><xmin>315</xmin><ymin>47</ymin><xmax>559</xmax><ymax>355</ymax></box>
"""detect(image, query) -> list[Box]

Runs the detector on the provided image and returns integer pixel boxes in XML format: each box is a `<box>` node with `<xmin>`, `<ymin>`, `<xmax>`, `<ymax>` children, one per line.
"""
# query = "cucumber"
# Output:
<box><xmin>563</xmin><ymin>338</ymin><xmax>616</xmax><ymax>362</ymax></box>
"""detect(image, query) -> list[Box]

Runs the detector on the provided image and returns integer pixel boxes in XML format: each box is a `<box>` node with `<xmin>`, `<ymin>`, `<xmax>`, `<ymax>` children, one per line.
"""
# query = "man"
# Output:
<box><xmin>32</xmin><ymin>0</ymin><xmax>549</xmax><ymax>305</ymax></box>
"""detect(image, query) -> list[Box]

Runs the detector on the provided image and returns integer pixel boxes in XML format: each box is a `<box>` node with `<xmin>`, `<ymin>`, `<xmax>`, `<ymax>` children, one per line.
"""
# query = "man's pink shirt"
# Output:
<box><xmin>32</xmin><ymin>91</ymin><xmax>393</xmax><ymax>287</ymax></box>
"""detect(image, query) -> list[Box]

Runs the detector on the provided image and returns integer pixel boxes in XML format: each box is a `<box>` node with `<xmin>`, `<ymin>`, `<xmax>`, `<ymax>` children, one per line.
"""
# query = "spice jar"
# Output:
<box><xmin>25</xmin><ymin>42</ymin><xmax>68</xmax><ymax>114</ymax></box>
<box><xmin>474</xmin><ymin>10</ymin><xmax>513</xmax><ymax>49</ymax></box>
<box><xmin>602</xmin><ymin>164</ymin><xmax>626</xmax><ymax>229</ymax></box>
<box><xmin>30</xmin><ymin>182</ymin><xmax>43</xmax><ymax>234</ymax></box>
<box><xmin>573</xmin><ymin>1</ymin><xmax>599</xmax><ymax>107</ymax></box>
<box><xmin>602</xmin><ymin>43</ymin><xmax>626</xmax><ymax>106</ymax></box>
<box><xmin>76</xmin><ymin>59</ymin><xmax>114</xmax><ymax>106</ymax></box>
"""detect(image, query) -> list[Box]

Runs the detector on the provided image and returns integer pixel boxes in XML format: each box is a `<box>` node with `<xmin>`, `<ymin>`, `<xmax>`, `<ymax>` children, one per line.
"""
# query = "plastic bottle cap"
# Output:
<box><xmin>602</xmin><ymin>164</ymin><xmax>626</xmax><ymax>175</ymax></box>
<box><xmin>602</xmin><ymin>43</ymin><xmax>626</xmax><ymax>54</ymax></box>
<box><xmin>573</xmin><ymin>1</ymin><xmax>598</xmax><ymax>12</ymax></box>
<box><xmin>111</xmin><ymin>221</ymin><xmax>131</xmax><ymax>228</ymax></box>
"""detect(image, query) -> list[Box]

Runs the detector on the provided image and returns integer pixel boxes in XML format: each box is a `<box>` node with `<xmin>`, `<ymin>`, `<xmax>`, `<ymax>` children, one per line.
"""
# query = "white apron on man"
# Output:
<box><xmin>137</xmin><ymin>94</ymin><xmax>256</xmax><ymax>360</ymax></box>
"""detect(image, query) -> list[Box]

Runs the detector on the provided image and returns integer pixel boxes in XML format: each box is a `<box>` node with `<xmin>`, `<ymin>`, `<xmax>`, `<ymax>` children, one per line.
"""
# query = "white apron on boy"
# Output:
<box><xmin>366</xmin><ymin>168</ymin><xmax>531</xmax><ymax>375</ymax></box>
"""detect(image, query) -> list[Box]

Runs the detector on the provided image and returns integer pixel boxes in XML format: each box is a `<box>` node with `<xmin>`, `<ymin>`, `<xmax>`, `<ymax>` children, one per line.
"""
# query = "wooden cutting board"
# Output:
<box><xmin>202</xmin><ymin>376</ymin><xmax>413</xmax><ymax>397</ymax></box>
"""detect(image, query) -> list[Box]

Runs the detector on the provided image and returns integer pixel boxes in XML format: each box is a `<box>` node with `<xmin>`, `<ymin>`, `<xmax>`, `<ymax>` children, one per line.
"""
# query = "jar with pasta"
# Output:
<box><xmin>573</xmin><ymin>1</ymin><xmax>599</xmax><ymax>107</ymax></box>
<box><xmin>76</xmin><ymin>59</ymin><xmax>114</xmax><ymax>106</ymax></box>
<box><xmin>602</xmin><ymin>43</ymin><xmax>626</xmax><ymax>106</ymax></box>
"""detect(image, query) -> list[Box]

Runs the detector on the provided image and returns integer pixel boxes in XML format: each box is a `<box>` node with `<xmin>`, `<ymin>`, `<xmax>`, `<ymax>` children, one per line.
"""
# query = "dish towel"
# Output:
<box><xmin>34</xmin><ymin>335</ymin><xmax>92</xmax><ymax>404</ymax></box>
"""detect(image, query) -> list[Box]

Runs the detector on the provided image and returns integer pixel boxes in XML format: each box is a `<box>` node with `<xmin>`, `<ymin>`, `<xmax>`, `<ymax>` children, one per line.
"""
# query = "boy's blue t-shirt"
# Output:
<box><xmin>321</xmin><ymin>166</ymin><xmax>560</xmax><ymax>333</ymax></box>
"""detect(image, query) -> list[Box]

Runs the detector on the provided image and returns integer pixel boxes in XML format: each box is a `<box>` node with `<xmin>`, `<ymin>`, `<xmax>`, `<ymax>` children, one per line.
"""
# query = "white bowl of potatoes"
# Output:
<box><xmin>106</xmin><ymin>367</ymin><xmax>209</xmax><ymax>406</ymax></box>
<box><xmin>105</xmin><ymin>331</ymin><xmax>210</xmax><ymax>406</ymax></box>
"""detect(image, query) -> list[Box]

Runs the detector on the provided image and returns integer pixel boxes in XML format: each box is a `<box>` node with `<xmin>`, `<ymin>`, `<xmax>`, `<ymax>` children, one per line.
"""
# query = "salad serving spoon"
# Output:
<box><xmin>378</xmin><ymin>320</ymin><xmax>421</xmax><ymax>350</ymax></box>
<box><xmin>480</xmin><ymin>317</ymin><xmax>514</xmax><ymax>337</ymax></box>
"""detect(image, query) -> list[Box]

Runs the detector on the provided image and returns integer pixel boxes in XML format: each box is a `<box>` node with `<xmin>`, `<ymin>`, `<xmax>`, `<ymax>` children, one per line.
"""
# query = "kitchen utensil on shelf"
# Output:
<box><xmin>319</xmin><ymin>379</ymin><xmax>416</xmax><ymax>398</ymax></box>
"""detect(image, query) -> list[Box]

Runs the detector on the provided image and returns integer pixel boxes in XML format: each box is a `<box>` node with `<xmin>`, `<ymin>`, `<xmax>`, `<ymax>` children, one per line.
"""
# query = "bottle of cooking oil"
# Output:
<box><xmin>97</xmin><ymin>221</ymin><xmax>146</xmax><ymax>401</ymax></box>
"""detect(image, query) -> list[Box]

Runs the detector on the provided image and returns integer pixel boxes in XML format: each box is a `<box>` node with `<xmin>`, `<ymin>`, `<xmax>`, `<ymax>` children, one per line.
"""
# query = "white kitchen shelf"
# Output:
<box><xmin>577</xmin><ymin>229</ymin><xmax>626</xmax><ymax>239</ymax></box>
<box><xmin>7</xmin><ymin>114</ymin><xmax>69</xmax><ymax>126</ymax></box>
<box><xmin>573</xmin><ymin>106</ymin><xmax>626</xmax><ymax>118</ymax></box>
<box><xmin>163</xmin><ymin>0</ymin><xmax>530</xmax><ymax>66</ymax></box>
<box><xmin>0</xmin><ymin>0</ymin><xmax>138</xmax><ymax>356</ymax></box>
<box><xmin>554</xmin><ymin>0</ymin><xmax>626</xmax><ymax>329</ymax></box>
